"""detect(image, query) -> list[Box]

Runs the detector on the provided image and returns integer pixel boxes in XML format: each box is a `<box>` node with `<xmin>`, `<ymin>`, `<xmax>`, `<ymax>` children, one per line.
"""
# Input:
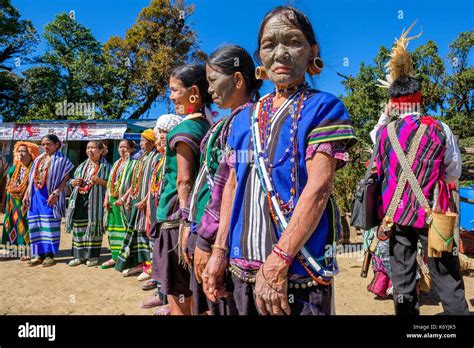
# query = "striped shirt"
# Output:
<box><xmin>375</xmin><ymin>114</ymin><xmax>456</xmax><ymax>228</ymax></box>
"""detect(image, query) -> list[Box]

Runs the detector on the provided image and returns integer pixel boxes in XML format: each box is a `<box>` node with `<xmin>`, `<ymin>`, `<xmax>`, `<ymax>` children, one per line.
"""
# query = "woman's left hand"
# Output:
<box><xmin>47</xmin><ymin>194</ymin><xmax>58</xmax><ymax>207</ymax></box>
<box><xmin>255</xmin><ymin>253</ymin><xmax>291</xmax><ymax>316</ymax></box>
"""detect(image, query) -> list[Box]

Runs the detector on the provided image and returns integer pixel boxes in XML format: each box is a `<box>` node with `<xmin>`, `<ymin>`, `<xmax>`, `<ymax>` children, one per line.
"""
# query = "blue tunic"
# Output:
<box><xmin>226</xmin><ymin>89</ymin><xmax>356</xmax><ymax>277</ymax></box>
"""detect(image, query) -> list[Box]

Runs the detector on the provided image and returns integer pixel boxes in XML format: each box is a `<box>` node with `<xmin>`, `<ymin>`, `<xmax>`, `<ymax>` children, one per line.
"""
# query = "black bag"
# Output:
<box><xmin>350</xmin><ymin>137</ymin><xmax>381</xmax><ymax>230</ymax></box>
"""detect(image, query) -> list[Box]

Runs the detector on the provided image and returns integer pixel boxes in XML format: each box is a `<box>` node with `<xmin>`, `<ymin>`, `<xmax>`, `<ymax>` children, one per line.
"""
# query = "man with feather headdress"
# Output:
<box><xmin>372</xmin><ymin>21</ymin><xmax>468</xmax><ymax>315</ymax></box>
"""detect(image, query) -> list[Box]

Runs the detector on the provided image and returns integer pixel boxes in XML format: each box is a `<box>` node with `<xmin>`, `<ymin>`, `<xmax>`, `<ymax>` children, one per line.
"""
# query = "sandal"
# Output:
<box><xmin>141</xmin><ymin>279</ymin><xmax>158</xmax><ymax>291</ymax></box>
<box><xmin>86</xmin><ymin>258</ymin><xmax>99</xmax><ymax>267</ymax></box>
<box><xmin>137</xmin><ymin>271</ymin><xmax>151</xmax><ymax>281</ymax></box>
<box><xmin>122</xmin><ymin>265</ymin><xmax>142</xmax><ymax>277</ymax></box>
<box><xmin>42</xmin><ymin>257</ymin><xmax>57</xmax><ymax>267</ymax></box>
<box><xmin>27</xmin><ymin>257</ymin><xmax>43</xmax><ymax>267</ymax></box>
<box><xmin>68</xmin><ymin>258</ymin><xmax>84</xmax><ymax>267</ymax></box>
<box><xmin>100</xmin><ymin>259</ymin><xmax>116</xmax><ymax>269</ymax></box>
<box><xmin>20</xmin><ymin>255</ymin><xmax>31</xmax><ymax>261</ymax></box>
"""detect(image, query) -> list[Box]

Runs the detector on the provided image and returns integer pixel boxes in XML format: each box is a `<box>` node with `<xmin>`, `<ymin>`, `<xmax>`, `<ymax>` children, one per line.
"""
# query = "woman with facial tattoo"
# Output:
<box><xmin>183</xmin><ymin>45</ymin><xmax>262</xmax><ymax>315</ymax></box>
<box><xmin>202</xmin><ymin>6</ymin><xmax>357</xmax><ymax>315</ymax></box>
<box><xmin>153</xmin><ymin>64</ymin><xmax>212</xmax><ymax>315</ymax></box>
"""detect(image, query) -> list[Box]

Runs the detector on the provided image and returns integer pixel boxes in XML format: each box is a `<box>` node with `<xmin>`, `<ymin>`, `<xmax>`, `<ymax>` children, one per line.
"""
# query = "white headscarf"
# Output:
<box><xmin>154</xmin><ymin>114</ymin><xmax>183</xmax><ymax>136</ymax></box>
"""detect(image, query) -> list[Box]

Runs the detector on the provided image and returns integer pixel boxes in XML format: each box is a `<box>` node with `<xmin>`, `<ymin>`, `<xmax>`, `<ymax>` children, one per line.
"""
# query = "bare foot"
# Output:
<box><xmin>154</xmin><ymin>304</ymin><xmax>171</xmax><ymax>316</ymax></box>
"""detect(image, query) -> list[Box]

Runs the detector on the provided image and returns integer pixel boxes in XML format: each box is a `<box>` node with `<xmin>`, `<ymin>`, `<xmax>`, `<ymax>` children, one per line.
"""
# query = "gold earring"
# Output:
<box><xmin>308</xmin><ymin>57</ymin><xmax>324</xmax><ymax>75</ymax></box>
<box><xmin>189</xmin><ymin>95</ymin><xmax>197</xmax><ymax>104</ymax></box>
<box><xmin>255</xmin><ymin>66</ymin><xmax>268</xmax><ymax>80</ymax></box>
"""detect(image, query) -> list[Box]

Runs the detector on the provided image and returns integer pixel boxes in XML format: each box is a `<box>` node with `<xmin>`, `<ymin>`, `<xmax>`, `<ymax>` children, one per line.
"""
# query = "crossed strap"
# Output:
<box><xmin>382</xmin><ymin>121</ymin><xmax>431</xmax><ymax>230</ymax></box>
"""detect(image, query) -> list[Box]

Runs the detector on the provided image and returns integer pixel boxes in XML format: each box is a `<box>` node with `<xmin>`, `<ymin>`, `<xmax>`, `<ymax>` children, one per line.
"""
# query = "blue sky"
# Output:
<box><xmin>10</xmin><ymin>0</ymin><xmax>474</xmax><ymax>119</ymax></box>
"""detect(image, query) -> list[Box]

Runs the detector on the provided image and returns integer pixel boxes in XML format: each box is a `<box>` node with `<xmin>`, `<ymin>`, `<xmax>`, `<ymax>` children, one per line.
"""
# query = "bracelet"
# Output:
<box><xmin>211</xmin><ymin>244</ymin><xmax>229</xmax><ymax>255</ymax></box>
<box><xmin>272</xmin><ymin>245</ymin><xmax>294</xmax><ymax>266</ymax></box>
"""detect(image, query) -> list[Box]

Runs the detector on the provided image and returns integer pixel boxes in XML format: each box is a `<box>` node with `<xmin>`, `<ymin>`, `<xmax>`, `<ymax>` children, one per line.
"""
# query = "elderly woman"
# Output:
<box><xmin>202</xmin><ymin>6</ymin><xmax>357</xmax><ymax>315</ymax></box>
<box><xmin>66</xmin><ymin>141</ymin><xmax>111</xmax><ymax>267</ymax></box>
<box><xmin>1</xmin><ymin>142</ymin><xmax>39</xmax><ymax>260</ymax></box>
<box><xmin>186</xmin><ymin>45</ymin><xmax>261</xmax><ymax>315</ymax></box>
<box><xmin>24</xmin><ymin>134</ymin><xmax>74</xmax><ymax>267</ymax></box>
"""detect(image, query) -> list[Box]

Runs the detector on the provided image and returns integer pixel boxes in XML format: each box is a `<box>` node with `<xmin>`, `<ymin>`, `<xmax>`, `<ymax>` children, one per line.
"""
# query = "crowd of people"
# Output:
<box><xmin>0</xmin><ymin>6</ymin><xmax>470</xmax><ymax>316</ymax></box>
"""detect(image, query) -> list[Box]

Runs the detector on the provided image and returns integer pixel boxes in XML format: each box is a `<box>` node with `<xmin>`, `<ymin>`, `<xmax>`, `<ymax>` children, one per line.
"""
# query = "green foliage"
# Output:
<box><xmin>0</xmin><ymin>0</ymin><xmax>39</xmax><ymax>121</ymax></box>
<box><xmin>101</xmin><ymin>0</ymin><xmax>206</xmax><ymax>119</ymax></box>
<box><xmin>0</xmin><ymin>0</ymin><xmax>204</xmax><ymax>121</ymax></box>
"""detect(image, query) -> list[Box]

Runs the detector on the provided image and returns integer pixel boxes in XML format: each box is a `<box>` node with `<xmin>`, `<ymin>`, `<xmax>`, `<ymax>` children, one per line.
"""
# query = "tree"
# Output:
<box><xmin>0</xmin><ymin>0</ymin><xmax>38</xmax><ymax>121</ymax></box>
<box><xmin>101</xmin><ymin>0</ymin><xmax>206</xmax><ymax>119</ymax></box>
<box><xmin>443</xmin><ymin>31</ymin><xmax>474</xmax><ymax>138</ymax></box>
<box><xmin>19</xmin><ymin>13</ymin><xmax>104</xmax><ymax>121</ymax></box>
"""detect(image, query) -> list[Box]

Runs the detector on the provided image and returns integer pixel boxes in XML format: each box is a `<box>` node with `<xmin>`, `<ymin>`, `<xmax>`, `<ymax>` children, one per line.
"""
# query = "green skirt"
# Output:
<box><xmin>114</xmin><ymin>198</ymin><xmax>151</xmax><ymax>271</ymax></box>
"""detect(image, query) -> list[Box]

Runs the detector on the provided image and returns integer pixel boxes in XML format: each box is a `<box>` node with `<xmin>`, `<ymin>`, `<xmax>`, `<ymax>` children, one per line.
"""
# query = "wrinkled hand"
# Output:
<box><xmin>194</xmin><ymin>246</ymin><xmax>211</xmax><ymax>284</ymax></box>
<box><xmin>104</xmin><ymin>201</ymin><xmax>111</xmax><ymax>210</ymax></box>
<box><xmin>202</xmin><ymin>249</ymin><xmax>228</xmax><ymax>302</ymax></box>
<box><xmin>254</xmin><ymin>254</ymin><xmax>290</xmax><ymax>316</ymax></box>
<box><xmin>180</xmin><ymin>224</ymin><xmax>191</xmax><ymax>266</ymax></box>
<box><xmin>47</xmin><ymin>194</ymin><xmax>58</xmax><ymax>207</ymax></box>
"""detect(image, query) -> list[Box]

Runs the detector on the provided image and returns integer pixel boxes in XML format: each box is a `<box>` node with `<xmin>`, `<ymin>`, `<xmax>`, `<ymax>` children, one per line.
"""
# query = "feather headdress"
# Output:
<box><xmin>376</xmin><ymin>20</ymin><xmax>423</xmax><ymax>88</ymax></box>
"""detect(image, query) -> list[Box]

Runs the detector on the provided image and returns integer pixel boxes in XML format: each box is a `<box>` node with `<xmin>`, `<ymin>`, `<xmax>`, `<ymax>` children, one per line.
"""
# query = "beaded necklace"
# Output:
<box><xmin>8</xmin><ymin>163</ymin><xmax>32</xmax><ymax>199</ymax></box>
<box><xmin>255</xmin><ymin>85</ymin><xmax>308</xmax><ymax>215</ymax></box>
<box><xmin>33</xmin><ymin>154</ymin><xmax>51</xmax><ymax>190</ymax></box>
<box><xmin>151</xmin><ymin>155</ymin><xmax>165</xmax><ymax>196</ymax></box>
<box><xmin>129</xmin><ymin>151</ymin><xmax>152</xmax><ymax>199</ymax></box>
<box><xmin>78</xmin><ymin>160</ymin><xmax>100</xmax><ymax>195</ymax></box>
<box><xmin>109</xmin><ymin>158</ymin><xmax>126</xmax><ymax>198</ymax></box>
<box><xmin>251</xmin><ymin>86</ymin><xmax>339</xmax><ymax>279</ymax></box>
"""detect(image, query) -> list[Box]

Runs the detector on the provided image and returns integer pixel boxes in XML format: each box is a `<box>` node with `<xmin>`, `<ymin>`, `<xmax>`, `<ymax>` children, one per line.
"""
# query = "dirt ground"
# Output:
<box><xmin>0</xmin><ymin>218</ymin><xmax>473</xmax><ymax>315</ymax></box>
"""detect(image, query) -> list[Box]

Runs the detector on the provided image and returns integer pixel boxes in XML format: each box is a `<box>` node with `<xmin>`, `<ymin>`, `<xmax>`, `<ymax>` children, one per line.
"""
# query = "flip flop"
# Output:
<box><xmin>122</xmin><ymin>265</ymin><xmax>143</xmax><ymax>277</ymax></box>
<box><xmin>68</xmin><ymin>259</ymin><xmax>84</xmax><ymax>267</ymax></box>
<box><xmin>141</xmin><ymin>280</ymin><xmax>158</xmax><ymax>291</ymax></box>
<box><xmin>100</xmin><ymin>259</ymin><xmax>116</xmax><ymax>269</ymax></box>
<box><xmin>42</xmin><ymin>257</ymin><xmax>57</xmax><ymax>267</ymax></box>
<box><xmin>27</xmin><ymin>257</ymin><xmax>43</xmax><ymax>267</ymax></box>
<box><xmin>137</xmin><ymin>272</ymin><xmax>151</xmax><ymax>281</ymax></box>
<box><xmin>86</xmin><ymin>258</ymin><xmax>99</xmax><ymax>267</ymax></box>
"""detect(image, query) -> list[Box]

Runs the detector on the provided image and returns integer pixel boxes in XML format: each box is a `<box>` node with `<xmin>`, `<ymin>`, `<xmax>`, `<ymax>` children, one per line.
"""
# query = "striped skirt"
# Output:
<box><xmin>71</xmin><ymin>194</ymin><xmax>102</xmax><ymax>260</ymax></box>
<box><xmin>115</xmin><ymin>201</ymin><xmax>150</xmax><ymax>272</ymax></box>
<box><xmin>28</xmin><ymin>186</ymin><xmax>61</xmax><ymax>257</ymax></box>
<box><xmin>106</xmin><ymin>196</ymin><xmax>127</xmax><ymax>261</ymax></box>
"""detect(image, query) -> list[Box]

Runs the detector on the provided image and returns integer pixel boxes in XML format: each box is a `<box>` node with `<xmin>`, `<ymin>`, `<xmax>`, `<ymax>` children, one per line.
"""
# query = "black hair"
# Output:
<box><xmin>389</xmin><ymin>77</ymin><xmax>422</xmax><ymax>98</ymax></box>
<box><xmin>207</xmin><ymin>45</ymin><xmax>263</xmax><ymax>100</ymax></box>
<box><xmin>88</xmin><ymin>140</ymin><xmax>105</xmax><ymax>150</ymax></box>
<box><xmin>42</xmin><ymin>134</ymin><xmax>61</xmax><ymax>145</ymax></box>
<box><xmin>170</xmin><ymin>64</ymin><xmax>213</xmax><ymax>106</ymax></box>
<box><xmin>254</xmin><ymin>6</ymin><xmax>319</xmax><ymax>64</ymax></box>
<box><xmin>119</xmin><ymin>139</ymin><xmax>136</xmax><ymax>149</ymax></box>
